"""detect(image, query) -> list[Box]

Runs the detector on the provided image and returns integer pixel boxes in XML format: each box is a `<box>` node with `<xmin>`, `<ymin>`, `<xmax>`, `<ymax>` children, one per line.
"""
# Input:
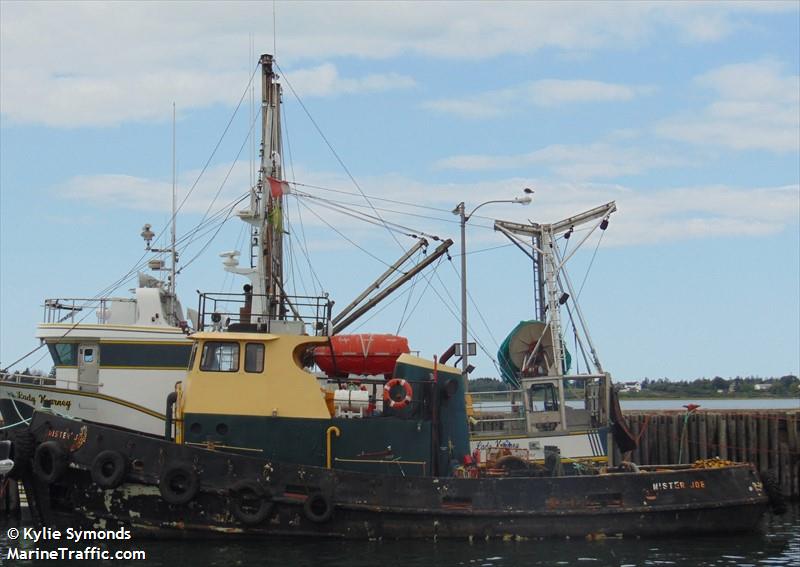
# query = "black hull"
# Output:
<box><xmin>22</xmin><ymin>413</ymin><xmax>768</xmax><ymax>540</ymax></box>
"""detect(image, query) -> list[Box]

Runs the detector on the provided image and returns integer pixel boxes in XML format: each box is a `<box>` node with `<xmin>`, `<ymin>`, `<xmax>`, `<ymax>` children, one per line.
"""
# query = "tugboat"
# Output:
<box><xmin>13</xmin><ymin>302</ymin><xmax>768</xmax><ymax>539</ymax></box>
<box><xmin>3</xmin><ymin>53</ymin><xmax>771</xmax><ymax>539</ymax></box>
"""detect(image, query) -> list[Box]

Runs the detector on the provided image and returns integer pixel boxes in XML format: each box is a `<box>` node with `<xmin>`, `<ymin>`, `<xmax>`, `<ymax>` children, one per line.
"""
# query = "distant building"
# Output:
<box><xmin>619</xmin><ymin>381</ymin><xmax>642</xmax><ymax>392</ymax></box>
<box><xmin>754</xmin><ymin>383</ymin><xmax>773</xmax><ymax>391</ymax></box>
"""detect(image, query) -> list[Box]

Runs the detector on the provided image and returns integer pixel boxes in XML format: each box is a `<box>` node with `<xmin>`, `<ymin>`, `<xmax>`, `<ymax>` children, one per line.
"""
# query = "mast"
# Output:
<box><xmin>258</xmin><ymin>53</ymin><xmax>285</xmax><ymax>320</ymax></box>
<box><xmin>222</xmin><ymin>54</ymin><xmax>285</xmax><ymax>323</ymax></box>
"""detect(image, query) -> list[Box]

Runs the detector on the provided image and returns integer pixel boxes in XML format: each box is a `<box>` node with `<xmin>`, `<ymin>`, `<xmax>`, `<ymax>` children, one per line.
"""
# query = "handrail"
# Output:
<box><xmin>42</xmin><ymin>297</ymin><xmax>130</xmax><ymax>324</ymax></box>
<box><xmin>0</xmin><ymin>373</ymin><xmax>104</xmax><ymax>389</ymax></box>
<box><xmin>470</xmin><ymin>416</ymin><xmax>527</xmax><ymax>423</ymax></box>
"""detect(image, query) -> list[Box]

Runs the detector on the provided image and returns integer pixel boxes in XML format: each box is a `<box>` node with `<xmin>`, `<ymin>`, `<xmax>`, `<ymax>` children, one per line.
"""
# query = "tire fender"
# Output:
<box><xmin>229</xmin><ymin>480</ymin><xmax>273</xmax><ymax>525</ymax></box>
<box><xmin>159</xmin><ymin>462</ymin><xmax>199</xmax><ymax>505</ymax></box>
<box><xmin>32</xmin><ymin>441</ymin><xmax>68</xmax><ymax>484</ymax></box>
<box><xmin>303</xmin><ymin>492</ymin><xmax>334</xmax><ymax>523</ymax></box>
<box><xmin>90</xmin><ymin>450</ymin><xmax>128</xmax><ymax>489</ymax></box>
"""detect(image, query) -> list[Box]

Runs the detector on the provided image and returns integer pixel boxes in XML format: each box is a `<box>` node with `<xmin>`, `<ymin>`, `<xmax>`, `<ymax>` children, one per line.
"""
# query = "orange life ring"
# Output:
<box><xmin>383</xmin><ymin>378</ymin><xmax>413</xmax><ymax>410</ymax></box>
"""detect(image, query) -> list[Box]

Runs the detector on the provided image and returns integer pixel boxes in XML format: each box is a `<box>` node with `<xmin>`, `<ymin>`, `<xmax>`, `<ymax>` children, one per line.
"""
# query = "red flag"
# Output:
<box><xmin>268</xmin><ymin>177</ymin><xmax>289</xmax><ymax>199</ymax></box>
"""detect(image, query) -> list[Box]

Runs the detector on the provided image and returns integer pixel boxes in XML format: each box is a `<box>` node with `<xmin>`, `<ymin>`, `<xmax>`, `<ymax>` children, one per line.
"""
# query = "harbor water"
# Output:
<box><xmin>1</xmin><ymin>503</ymin><xmax>797</xmax><ymax>566</ymax></box>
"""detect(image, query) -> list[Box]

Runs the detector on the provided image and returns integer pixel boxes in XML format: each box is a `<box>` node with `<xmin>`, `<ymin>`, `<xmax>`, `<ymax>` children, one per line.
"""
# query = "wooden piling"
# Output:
<box><xmin>758</xmin><ymin>415</ymin><xmax>768</xmax><ymax>473</ymax></box>
<box><xmin>640</xmin><ymin>416</ymin><xmax>650</xmax><ymax>466</ymax></box>
<box><xmin>717</xmin><ymin>414</ymin><xmax>728</xmax><ymax>460</ymax></box>
<box><xmin>698</xmin><ymin>413</ymin><xmax>708</xmax><ymax>460</ymax></box>
<box><xmin>624</xmin><ymin>409</ymin><xmax>799</xmax><ymax>499</ymax></box>
<box><xmin>737</xmin><ymin>414</ymin><xmax>747</xmax><ymax>463</ymax></box>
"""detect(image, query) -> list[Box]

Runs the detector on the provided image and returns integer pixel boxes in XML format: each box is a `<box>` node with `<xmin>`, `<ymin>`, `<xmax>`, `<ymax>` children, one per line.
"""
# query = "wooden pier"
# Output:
<box><xmin>621</xmin><ymin>410</ymin><xmax>800</xmax><ymax>499</ymax></box>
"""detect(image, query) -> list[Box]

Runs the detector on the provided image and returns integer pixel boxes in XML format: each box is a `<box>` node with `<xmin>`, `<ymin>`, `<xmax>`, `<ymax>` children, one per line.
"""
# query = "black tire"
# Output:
<box><xmin>159</xmin><ymin>462</ymin><xmax>199</xmax><ymax>506</ymax></box>
<box><xmin>230</xmin><ymin>480</ymin><xmax>273</xmax><ymax>525</ymax></box>
<box><xmin>8</xmin><ymin>429</ymin><xmax>36</xmax><ymax>479</ymax></box>
<box><xmin>303</xmin><ymin>492</ymin><xmax>334</xmax><ymax>523</ymax></box>
<box><xmin>32</xmin><ymin>441</ymin><xmax>68</xmax><ymax>483</ymax></box>
<box><xmin>90</xmin><ymin>450</ymin><xmax>128</xmax><ymax>489</ymax></box>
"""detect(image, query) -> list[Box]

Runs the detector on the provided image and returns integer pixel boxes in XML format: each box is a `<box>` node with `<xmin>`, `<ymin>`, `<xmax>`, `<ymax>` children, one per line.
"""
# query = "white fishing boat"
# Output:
<box><xmin>465</xmin><ymin>203</ymin><xmax>638</xmax><ymax>469</ymax></box>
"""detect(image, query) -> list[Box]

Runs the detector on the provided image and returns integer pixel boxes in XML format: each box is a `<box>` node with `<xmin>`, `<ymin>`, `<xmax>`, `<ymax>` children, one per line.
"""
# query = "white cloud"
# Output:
<box><xmin>56</xmin><ymin>162</ymin><xmax>251</xmax><ymax>215</ymax></box>
<box><xmin>283</xmin><ymin>64</ymin><xmax>415</xmax><ymax>98</ymax></box>
<box><xmin>55</xmin><ymin>165</ymin><xmax>798</xmax><ymax>248</ymax></box>
<box><xmin>435</xmin><ymin>142</ymin><xmax>688</xmax><ymax>179</ymax></box>
<box><xmin>423</xmin><ymin>80</ymin><xmax>654</xmax><ymax>118</ymax></box>
<box><xmin>527</xmin><ymin>80</ymin><xmax>654</xmax><ymax>107</ymax></box>
<box><xmin>1</xmin><ymin>2</ymin><xmax>794</xmax><ymax>127</ymax></box>
<box><xmin>420</xmin><ymin>99</ymin><xmax>504</xmax><ymax>120</ymax></box>
<box><xmin>656</xmin><ymin>61</ymin><xmax>800</xmax><ymax>153</ymax></box>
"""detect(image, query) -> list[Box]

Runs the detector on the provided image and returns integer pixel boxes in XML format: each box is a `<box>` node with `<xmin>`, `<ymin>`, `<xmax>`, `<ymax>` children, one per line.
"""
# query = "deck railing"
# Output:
<box><xmin>42</xmin><ymin>298</ymin><xmax>124</xmax><ymax>324</ymax></box>
<box><xmin>197</xmin><ymin>291</ymin><xmax>334</xmax><ymax>336</ymax></box>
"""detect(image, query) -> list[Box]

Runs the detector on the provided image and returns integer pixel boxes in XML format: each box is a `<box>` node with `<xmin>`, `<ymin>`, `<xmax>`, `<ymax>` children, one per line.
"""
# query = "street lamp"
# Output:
<box><xmin>452</xmin><ymin>189</ymin><xmax>533</xmax><ymax>378</ymax></box>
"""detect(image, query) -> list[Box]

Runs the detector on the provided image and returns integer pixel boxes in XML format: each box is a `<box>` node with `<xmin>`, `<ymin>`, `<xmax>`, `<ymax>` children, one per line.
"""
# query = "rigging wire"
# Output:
<box><xmin>429</xmin><ymin>260</ymin><xmax>501</xmax><ymax>372</ymax></box>
<box><xmin>577</xmin><ymin>229</ymin><xmax>605</xmax><ymax>300</ymax></box>
<box><xmin>446</xmin><ymin>256</ymin><xmax>500</xmax><ymax>349</ymax></box>
<box><xmin>168</xmin><ymin>63</ymin><xmax>260</xmax><ymax>237</ymax></box>
<box><xmin>297</xmin><ymin>193</ymin><xmax>445</xmax><ymax>241</ymax></box>
<box><xmin>396</xmin><ymin>255</ymin><xmax>442</xmax><ymax>334</ymax></box>
<box><xmin>177</xmin><ymin>193</ymin><xmax>251</xmax><ymax>272</ymax></box>
<box><xmin>274</xmin><ymin>61</ymin><xmax>406</xmax><ymax>253</ymax></box>
<box><xmin>295</xmin><ymin>200</ymin><xmax>397</xmax><ymax>270</ymax></box>
<box><xmin>467</xmin><ymin>243</ymin><xmax>514</xmax><ymax>256</ymax></box>
<box><xmin>5</xmin><ymin>65</ymin><xmax>259</xmax><ymax>371</ymax></box>
<box><xmin>223</xmin><ymin>222</ymin><xmax>249</xmax><ymax>293</ymax></box>
<box><xmin>394</xmin><ymin>249</ymin><xmax>427</xmax><ymax>334</ymax></box>
<box><xmin>294</xmin><ymin>184</ymin><xmax>494</xmax><ymax>229</ymax></box>
<box><xmin>180</xmin><ymin>106</ymin><xmax>262</xmax><ymax>250</ymax></box>
<box><xmin>282</xmin><ymin>104</ymin><xmax>323</xmax><ymax>295</ymax></box>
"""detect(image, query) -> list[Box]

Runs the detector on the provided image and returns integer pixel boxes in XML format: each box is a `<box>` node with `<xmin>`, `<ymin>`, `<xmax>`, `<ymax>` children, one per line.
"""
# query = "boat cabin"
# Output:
<box><xmin>174</xmin><ymin>332</ymin><xmax>470</xmax><ymax>477</ymax></box>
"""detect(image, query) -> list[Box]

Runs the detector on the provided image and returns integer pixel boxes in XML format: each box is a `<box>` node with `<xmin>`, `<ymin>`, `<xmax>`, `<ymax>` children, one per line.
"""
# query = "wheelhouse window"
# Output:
<box><xmin>245</xmin><ymin>343</ymin><xmax>265</xmax><ymax>373</ymax></box>
<box><xmin>48</xmin><ymin>343</ymin><xmax>77</xmax><ymax>366</ymax></box>
<box><xmin>200</xmin><ymin>342</ymin><xmax>240</xmax><ymax>372</ymax></box>
<box><xmin>188</xmin><ymin>343</ymin><xmax>198</xmax><ymax>370</ymax></box>
<box><xmin>528</xmin><ymin>383</ymin><xmax>559</xmax><ymax>412</ymax></box>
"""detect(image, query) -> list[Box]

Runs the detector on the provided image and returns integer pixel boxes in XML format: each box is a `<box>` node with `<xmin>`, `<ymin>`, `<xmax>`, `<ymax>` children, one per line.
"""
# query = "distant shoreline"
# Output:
<box><xmin>617</xmin><ymin>393</ymin><xmax>799</xmax><ymax>400</ymax></box>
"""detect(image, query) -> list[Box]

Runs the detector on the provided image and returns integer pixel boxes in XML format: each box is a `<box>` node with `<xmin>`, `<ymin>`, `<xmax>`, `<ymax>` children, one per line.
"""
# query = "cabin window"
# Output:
<box><xmin>528</xmin><ymin>383</ymin><xmax>559</xmax><ymax>412</ymax></box>
<box><xmin>48</xmin><ymin>343</ymin><xmax>77</xmax><ymax>366</ymax></box>
<box><xmin>200</xmin><ymin>342</ymin><xmax>240</xmax><ymax>372</ymax></box>
<box><xmin>83</xmin><ymin>348</ymin><xmax>94</xmax><ymax>363</ymax></box>
<box><xmin>245</xmin><ymin>343</ymin><xmax>264</xmax><ymax>373</ymax></box>
<box><xmin>188</xmin><ymin>343</ymin><xmax>198</xmax><ymax>370</ymax></box>
<box><xmin>100</xmin><ymin>343</ymin><xmax>192</xmax><ymax>369</ymax></box>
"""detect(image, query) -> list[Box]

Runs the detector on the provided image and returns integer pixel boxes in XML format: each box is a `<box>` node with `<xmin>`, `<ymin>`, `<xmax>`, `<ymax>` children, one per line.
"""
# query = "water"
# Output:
<box><xmin>1</xmin><ymin>504</ymin><xmax>798</xmax><ymax>566</ymax></box>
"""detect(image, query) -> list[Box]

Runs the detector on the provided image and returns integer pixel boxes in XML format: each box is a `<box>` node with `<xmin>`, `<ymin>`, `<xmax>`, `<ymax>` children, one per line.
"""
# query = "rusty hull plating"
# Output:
<box><xmin>20</xmin><ymin>412</ymin><xmax>768</xmax><ymax>540</ymax></box>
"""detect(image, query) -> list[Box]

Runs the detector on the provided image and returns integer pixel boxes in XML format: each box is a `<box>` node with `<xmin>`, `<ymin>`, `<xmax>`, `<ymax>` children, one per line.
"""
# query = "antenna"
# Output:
<box><xmin>138</xmin><ymin>104</ymin><xmax>181</xmax><ymax>325</ymax></box>
<box><xmin>171</xmin><ymin>102</ymin><xmax>177</xmax><ymax>298</ymax></box>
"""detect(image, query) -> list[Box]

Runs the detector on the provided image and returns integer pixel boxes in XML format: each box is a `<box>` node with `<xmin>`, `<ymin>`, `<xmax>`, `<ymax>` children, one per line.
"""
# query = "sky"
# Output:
<box><xmin>1</xmin><ymin>1</ymin><xmax>798</xmax><ymax>382</ymax></box>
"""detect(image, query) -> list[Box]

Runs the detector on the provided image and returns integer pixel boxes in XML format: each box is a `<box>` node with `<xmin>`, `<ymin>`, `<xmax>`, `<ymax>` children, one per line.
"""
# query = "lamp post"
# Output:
<box><xmin>453</xmin><ymin>189</ymin><xmax>533</xmax><ymax>378</ymax></box>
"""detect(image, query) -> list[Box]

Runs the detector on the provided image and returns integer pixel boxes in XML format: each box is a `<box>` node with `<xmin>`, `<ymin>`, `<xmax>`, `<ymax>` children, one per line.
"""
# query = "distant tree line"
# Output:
<box><xmin>630</xmin><ymin>375</ymin><xmax>799</xmax><ymax>398</ymax></box>
<box><xmin>467</xmin><ymin>375</ymin><xmax>800</xmax><ymax>398</ymax></box>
